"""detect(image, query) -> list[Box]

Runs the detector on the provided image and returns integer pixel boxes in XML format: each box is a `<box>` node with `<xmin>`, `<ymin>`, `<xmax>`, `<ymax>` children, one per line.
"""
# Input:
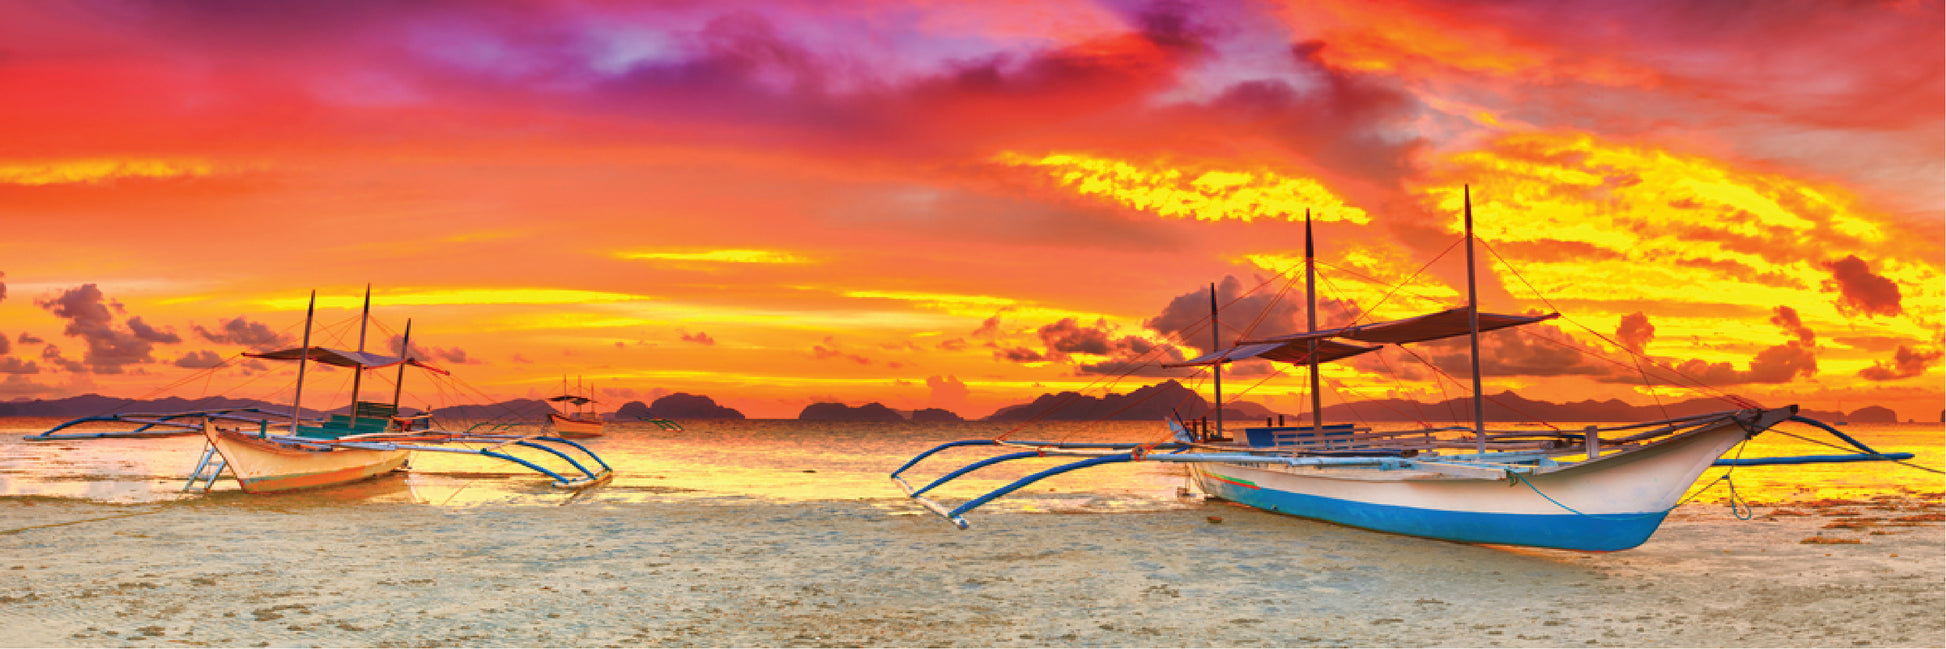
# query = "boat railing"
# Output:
<box><xmin>25</xmin><ymin>408</ymin><xmax>309</xmax><ymax>441</ymax></box>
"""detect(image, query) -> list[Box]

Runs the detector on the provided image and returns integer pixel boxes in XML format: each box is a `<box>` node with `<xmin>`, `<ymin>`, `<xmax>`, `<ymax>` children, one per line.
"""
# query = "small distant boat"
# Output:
<box><xmin>892</xmin><ymin>188</ymin><xmax>1918</xmax><ymax>552</ymax></box>
<box><xmin>544</xmin><ymin>376</ymin><xmax>605</xmax><ymax>438</ymax></box>
<box><xmin>28</xmin><ymin>287</ymin><xmax>613</xmax><ymax>494</ymax></box>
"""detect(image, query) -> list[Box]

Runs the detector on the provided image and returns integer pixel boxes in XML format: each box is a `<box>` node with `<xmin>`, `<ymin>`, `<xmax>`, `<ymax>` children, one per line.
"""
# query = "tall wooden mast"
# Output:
<box><xmin>1465</xmin><ymin>186</ymin><xmax>1487</xmax><ymax>453</ymax></box>
<box><xmin>347</xmin><ymin>284</ymin><xmax>372</xmax><ymax>428</ymax></box>
<box><xmin>1306</xmin><ymin>209</ymin><xmax>1323</xmax><ymax>428</ymax></box>
<box><xmin>1209</xmin><ymin>282</ymin><xmax>1222</xmax><ymax>441</ymax></box>
<box><xmin>391</xmin><ymin>318</ymin><xmax>412</xmax><ymax>411</ymax></box>
<box><xmin>289</xmin><ymin>291</ymin><xmax>316</xmax><ymax>434</ymax></box>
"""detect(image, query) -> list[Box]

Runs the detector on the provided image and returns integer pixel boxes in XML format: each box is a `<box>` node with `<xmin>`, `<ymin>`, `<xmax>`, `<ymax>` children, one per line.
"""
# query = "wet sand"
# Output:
<box><xmin>2</xmin><ymin>493</ymin><xmax>1940</xmax><ymax>648</ymax></box>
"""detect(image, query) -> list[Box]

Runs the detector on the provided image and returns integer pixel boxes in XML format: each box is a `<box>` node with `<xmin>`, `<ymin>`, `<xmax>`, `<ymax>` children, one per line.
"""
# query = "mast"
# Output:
<box><xmin>289</xmin><ymin>290</ymin><xmax>317</xmax><ymax>434</ymax></box>
<box><xmin>391</xmin><ymin>318</ymin><xmax>412</xmax><ymax>410</ymax></box>
<box><xmin>1209</xmin><ymin>282</ymin><xmax>1222</xmax><ymax>441</ymax></box>
<box><xmin>1465</xmin><ymin>186</ymin><xmax>1486</xmax><ymax>453</ymax></box>
<box><xmin>347</xmin><ymin>284</ymin><xmax>372</xmax><ymax>428</ymax></box>
<box><xmin>1306</xmin><ymin>209</ymin><xmax>1323</xmax><ymax>429</ymax></box>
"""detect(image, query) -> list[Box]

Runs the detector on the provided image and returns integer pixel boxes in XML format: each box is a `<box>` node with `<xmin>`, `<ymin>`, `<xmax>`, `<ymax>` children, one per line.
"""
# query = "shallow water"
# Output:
<box><xmin>2</xmin><ymin>417</ymin><xmax>1940</xmax><ymax>511</ymax></box>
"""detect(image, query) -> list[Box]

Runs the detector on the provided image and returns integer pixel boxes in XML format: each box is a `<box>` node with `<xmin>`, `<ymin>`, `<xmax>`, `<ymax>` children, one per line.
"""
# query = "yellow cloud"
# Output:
<box><xmin>1432</xmin><ymin>132</ymin><xmax>1941</xmax><ymax>327</ymax></box>
<box><xmin>0</xmin><ymin>158</ymin><xmax>213</xmax><ymax>185</ymax></box>
<box><xmin>619</xmin><ymin>249</ymin><xmax>811</xmax><ymax>264</ymax></box>
<box><xmin>487</xmin><ymin>302</ymin><xmax>970</xmax><ymax>333</ymax></box>
<box><xmin>998</xmin><ymin>152</ymin><xmax>1370</xmax><ymax>224</ymax></box>
<box><xmin>843</xmin><ymin>290</ymin><xmax>1018</xmax><ymax>309</ymax></box>
<box><xmin>258</xmin><ymin>288</ymin><xmax>651</xmax><ymax>310</ymax></box>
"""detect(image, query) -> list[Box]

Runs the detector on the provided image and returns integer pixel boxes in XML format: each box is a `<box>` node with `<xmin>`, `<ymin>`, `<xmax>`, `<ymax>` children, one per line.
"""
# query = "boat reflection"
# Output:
<box><xmin>199</xmin><ymin>472</ymin><xmax>426</xmax><ymax>506</ymax></box>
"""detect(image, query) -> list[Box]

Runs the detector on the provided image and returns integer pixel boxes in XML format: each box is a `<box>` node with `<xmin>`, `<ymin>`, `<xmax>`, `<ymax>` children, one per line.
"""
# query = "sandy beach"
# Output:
<box><xmin>2</xmin><ymin>490</ymin><xmax>1940</xmax><ymax>648</ymax></box>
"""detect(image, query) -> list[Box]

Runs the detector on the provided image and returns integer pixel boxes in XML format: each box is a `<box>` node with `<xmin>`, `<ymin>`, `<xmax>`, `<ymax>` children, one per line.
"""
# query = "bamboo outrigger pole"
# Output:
<box><xmin>290</xmin><ymin>291</ymin><xmax>317</xmax><ymax>434</ymax></box>
<box><xmin>1465</xmin><ymin>186</ymin><xmax>1487</xmax><ymax>454</ymax></box>
<box><xmin>1306</xmin><ymin>209</ymin><xmax>1323</xmax><ymax>429</ymax></box>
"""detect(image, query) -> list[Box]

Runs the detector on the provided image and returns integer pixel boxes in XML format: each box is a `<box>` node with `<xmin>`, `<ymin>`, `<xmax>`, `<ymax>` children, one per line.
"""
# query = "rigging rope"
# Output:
<box><xmin>1515</xmin><ymin>438</ymin><xmax>1755</xmax><ymax>521</ymax></box>
<box><xmin>992</xmin><ymin>254</ymin><xmax>1316</xmax><ymax>442</ymax></box>
<box><xmin>1314</xmin><ymin>271</ymin><xmax>1445</xmax><ymax>427</ymax></box>
<box><xmin>1477</xmin><ymin>240</ymin><xmax>1760</xmax><ymax>409</ymax></box>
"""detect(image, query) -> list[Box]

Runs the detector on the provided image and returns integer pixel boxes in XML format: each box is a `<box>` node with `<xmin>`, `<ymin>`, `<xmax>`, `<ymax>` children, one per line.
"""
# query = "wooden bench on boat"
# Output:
<box><xmin>293</xmin><ymin>401</ymin><xmax>402</xmax><ymax>439</ymax></box>
<box><xmin>1241</xmin><ymin>424</ymin><xmax>1441</xmax><ymax>452</ymax></box>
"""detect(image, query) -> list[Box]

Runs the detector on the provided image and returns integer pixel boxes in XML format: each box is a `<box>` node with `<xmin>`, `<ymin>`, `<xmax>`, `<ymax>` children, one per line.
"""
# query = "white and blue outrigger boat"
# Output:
<box><xmin>892</xmin><ymin>188</ymin><xmax>1916</xmax><ymax>552</ymax></box>
<box><xmin>26</xmin><ymin>287</ymin><xmax>613</xmax><ymax>494</ymax></box>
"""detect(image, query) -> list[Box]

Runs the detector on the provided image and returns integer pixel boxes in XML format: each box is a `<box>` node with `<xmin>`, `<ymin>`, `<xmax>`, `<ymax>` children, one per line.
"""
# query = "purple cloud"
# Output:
<box><xmin>173</xmin><ymin>350</ymin><xmax>226</xmax><ymax>369</ymax></box>
<box><xmin>195</xmin><ymin>316</ymin><xmax>293</xmax><ymax>348</ymax></box>
<box><xmin>35</xmin><ymin>284</ymin><xmax>175</xmax><ymax>374</ymax></box>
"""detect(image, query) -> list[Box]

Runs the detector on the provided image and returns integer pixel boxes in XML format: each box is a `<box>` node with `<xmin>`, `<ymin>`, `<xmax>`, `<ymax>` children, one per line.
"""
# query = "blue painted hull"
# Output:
<box><xmin>1186</xmin><ymin>408</ymin><xmax>1796</xmax><ymax>552</ymax></box>
<box><xmin>1198</xmin><ymin>473</ymin><xmax>1668</xmax><ymax>551</ymax></box>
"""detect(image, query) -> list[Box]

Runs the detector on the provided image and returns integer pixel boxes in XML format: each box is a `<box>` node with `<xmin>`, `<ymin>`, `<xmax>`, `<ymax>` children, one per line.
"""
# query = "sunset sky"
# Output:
<box><xmin>1</xmin><ymin>0</ymin><xmax>1940</xmax><ymax>421</ymax></box>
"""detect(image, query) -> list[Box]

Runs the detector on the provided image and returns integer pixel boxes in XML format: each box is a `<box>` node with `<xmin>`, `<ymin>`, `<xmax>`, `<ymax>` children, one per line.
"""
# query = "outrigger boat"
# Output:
<box><xmin>637</xmin><ymin>416</ymin><xmax>685</xmax><ymax>431</ymax></box>
<box><xmin>26</xmin><ymin>288</ymin><xmax>613</xmax><ymax>494</ymax></box>
<box><xmin>543</xmin><ymin>377</ymin><xmax>605</xmax><ymax>439</ymax></box>
<box><xmin>892</xmin><ymin>188</ymin><xmax>1917</xmax><ymax>552</ymax></box>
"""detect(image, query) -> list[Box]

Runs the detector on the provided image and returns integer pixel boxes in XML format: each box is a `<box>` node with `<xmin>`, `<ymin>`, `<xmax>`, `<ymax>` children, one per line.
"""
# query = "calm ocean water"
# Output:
<box><xmin>2</xmin><ymin>417</ymin><xmax>1940</xmax><ymax>510</ymax></box>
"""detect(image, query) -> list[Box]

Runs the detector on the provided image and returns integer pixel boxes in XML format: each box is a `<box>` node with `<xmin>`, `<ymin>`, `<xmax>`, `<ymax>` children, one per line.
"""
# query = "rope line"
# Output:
<box><xmin>1478</xmin><ymin>240</ymin><xmax>1758</xmax><ymax>409</ymax></box>
<box><xmin>1516</xmin><ymin>438</ymin><xmax>1755</xmax><ymax>521</ymax></box>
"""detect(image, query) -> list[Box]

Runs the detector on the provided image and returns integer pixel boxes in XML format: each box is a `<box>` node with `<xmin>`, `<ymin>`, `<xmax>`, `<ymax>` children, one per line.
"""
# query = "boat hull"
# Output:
<box><xmin>1190</xmin><ymin>408</ymin><xmax>1788</xmax><ymax>551</ymax></box>
<box><xmin>202</xmin><ymin>422</ymin><xmax>412</xmax><ymax>494</ymax></box>
<box><xmin>546</xmin><ymin>412</ymin><xmax>605</xmax><ymax>438</ymax></box>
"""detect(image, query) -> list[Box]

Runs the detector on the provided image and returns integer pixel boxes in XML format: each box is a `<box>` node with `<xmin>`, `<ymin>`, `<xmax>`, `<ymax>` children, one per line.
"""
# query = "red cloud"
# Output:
<box><xmin>1859</xmin><ymin>345</ymin><xmax>1942</xmax><ymax>382</ymax></box>
<box><xmin>810</xmin><ymin>337</ymin><xmax>872</xmax><ymax>365</ymax></box>
<box><xmin>1821</xmin><ymin>255</ymin><xmax>1903</xmax><ymax>318</ymax></box>
<box><xmin>1615</xmin><ymin>311</ymin><xmax>1654</xmax><ymax>353</ymax></box>
<box><xmin>1768</xmin><ymin>306</ymin><xmax>1814</xmax><ymax>345</ymax></box>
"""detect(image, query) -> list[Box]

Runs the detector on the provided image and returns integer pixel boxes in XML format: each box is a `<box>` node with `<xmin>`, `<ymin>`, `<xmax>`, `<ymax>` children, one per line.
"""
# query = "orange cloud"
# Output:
<box><xmin>619</xmin><ymin>249</ymin><xmax>812</xmax><ymax>264</ymax></box>
<box><xmin>1265</xmin><ymin>0</ymin><xmax>1660</xmax><ymax>86</ymax></box>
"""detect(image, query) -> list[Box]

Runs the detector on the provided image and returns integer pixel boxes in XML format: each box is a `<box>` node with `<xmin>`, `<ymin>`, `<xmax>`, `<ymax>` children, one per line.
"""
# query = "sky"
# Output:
<box><xmin>0</xmin><ymin>0</ymin><xmax>1940</xmax><ymax>421</ymax></box>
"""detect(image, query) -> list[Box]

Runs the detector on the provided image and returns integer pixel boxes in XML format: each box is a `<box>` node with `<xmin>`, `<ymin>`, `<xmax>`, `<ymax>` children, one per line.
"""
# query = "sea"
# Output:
<box><xmin>2</xmin><ymin>417</ymin><xmax>1940</xmax><ymax>511</ymax></box>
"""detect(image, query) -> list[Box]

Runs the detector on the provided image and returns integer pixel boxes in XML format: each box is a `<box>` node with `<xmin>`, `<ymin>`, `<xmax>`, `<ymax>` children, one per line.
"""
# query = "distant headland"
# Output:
<box><xmin>1</xmin><ymin>381</ymin><xmax>1922</xmax><ymax>424</ymax></box>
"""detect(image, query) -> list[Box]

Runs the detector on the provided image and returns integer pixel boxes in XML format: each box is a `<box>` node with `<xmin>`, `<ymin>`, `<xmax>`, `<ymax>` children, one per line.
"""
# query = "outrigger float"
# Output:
<box><xmin>637</xmin><ymin>417</ymin><xmax>686</xmax><ymax>431</ymax></box>
<box><xmin>892</xmin><ymin>188</ymin><xmax>1922</xmax><ymax>552</ymax></box>
<box><xmin>25</xmin><ymin>287</ymin><xmax>613</xmax><ymax>494</ymax></box>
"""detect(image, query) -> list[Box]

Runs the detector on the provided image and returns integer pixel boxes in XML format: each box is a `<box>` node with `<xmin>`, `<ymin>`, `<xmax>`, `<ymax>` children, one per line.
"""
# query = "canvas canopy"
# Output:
<box><xmin>244</xmin><ymin>347</ymin><xmax>451</xmax><ymax>375</ymax></box>
<box><xmin>1167</xmin><ymin>307</ymin><xmax>1559</xmax><ymax>370</ymax></box>
<box><xmin>1241</xmin><ymin>307</ymin><xmax>1559</xmax><ymax>347</ymax></box>
<box><xmin>1164</xmin><ymin>339</ymin><xmax>1380</xmax><ymax>368</ymax></box>
<box><xmin>546</xmin><ymin>395</ymin><xmax>595</xmax><ymax>405</ymax></box>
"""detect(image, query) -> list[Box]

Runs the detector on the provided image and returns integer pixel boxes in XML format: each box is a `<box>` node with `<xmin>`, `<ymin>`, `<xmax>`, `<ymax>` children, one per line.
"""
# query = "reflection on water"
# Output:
<box><xmin>3</xmin><ymin>417</ymin><xmax>1940</xmax><ymax>511</ymax></box>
